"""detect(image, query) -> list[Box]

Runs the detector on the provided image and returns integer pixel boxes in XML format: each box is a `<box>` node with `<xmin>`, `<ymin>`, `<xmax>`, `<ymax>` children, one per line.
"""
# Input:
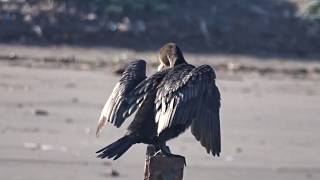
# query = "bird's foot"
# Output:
<box><xmin>163</xmin><ymin>145</ymin><xmax>171</xmax><ymax>153</ymax></box>
<box><xmin>154</xmin><ymin>150</ymin><xmax>164</xmax><ymax>156</ymax></box>
<box><xmin>154</xmin><ymin>145</ymin><xmax>171</xmax><ymax>156</ymax></box>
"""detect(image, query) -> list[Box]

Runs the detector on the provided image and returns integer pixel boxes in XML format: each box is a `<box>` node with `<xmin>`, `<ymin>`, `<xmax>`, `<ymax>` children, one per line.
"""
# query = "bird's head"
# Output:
<box><xmin>158</xmin><ymin>43</ymin><xmax>186</xmax><ymax>71</ymax></box>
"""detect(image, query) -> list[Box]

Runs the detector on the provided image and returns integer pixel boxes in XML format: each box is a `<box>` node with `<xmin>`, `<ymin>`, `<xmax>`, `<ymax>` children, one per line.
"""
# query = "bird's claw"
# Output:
<box><xmin>155</xmin><ymin>150</ymin><xmax>164</xmax><ymax>156</ymax></box>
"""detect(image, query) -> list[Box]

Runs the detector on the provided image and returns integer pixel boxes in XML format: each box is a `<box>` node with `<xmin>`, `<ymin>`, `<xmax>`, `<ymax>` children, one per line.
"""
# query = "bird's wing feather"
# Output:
<box><xmin>155</xmin><ymin>65</ymin><xmax>221</xmax><ymax>156</ymax></box>
<box><xmin>123</xmin><ymin>68</ymin><xmax>170</xmax><ymax>117</ymax></box>
<box><xmin>96</xmin><ymin>60</ymin><xmax>146</xmax><ymax>136</ymax></box>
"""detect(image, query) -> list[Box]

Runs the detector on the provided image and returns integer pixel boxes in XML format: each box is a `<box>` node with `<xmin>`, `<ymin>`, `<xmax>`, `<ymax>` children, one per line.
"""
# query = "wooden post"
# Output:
<box><xmin>144</xmin><ymin>145</ymin><xmax>185</xmax><ymax>180</ymax></box>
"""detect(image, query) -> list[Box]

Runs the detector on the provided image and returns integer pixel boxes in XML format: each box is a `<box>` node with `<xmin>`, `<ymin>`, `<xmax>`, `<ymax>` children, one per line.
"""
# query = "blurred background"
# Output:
<box><xmin>0</xmin><ymin>0</ymin><xmax>320</xmax><ymax>180</ymax></box>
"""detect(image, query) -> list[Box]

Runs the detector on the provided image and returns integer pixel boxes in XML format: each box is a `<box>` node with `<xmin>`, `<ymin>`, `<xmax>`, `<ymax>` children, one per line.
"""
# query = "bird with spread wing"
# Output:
<box><xmin>96</xmin><ymin>43</ymin><xmax>221</xmax><ymax>163</ymax></box>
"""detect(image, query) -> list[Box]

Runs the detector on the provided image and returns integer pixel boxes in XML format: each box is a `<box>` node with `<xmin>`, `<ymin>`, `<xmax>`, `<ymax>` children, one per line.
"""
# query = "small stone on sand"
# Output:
<box><xmin>34</xmin><ymin>109</ymin><xmax>49</xmax><ymax>116</ymax></box>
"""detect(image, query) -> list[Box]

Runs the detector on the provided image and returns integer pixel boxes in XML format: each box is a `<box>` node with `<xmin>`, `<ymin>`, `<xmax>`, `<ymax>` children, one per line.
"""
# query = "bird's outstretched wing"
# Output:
<box><xmin>155</xmin><ymin>65</ymin><xmax>221</xmax><ymax>156</ymax></box>
<box><xmin>96</xmin><ymin>60</ymin><xmax>147</xmax><ymax>137</ymax></box>
<box><xmin>122</xmin><ymin>68</ymin><xmax>170</xmax><ymax>118</ymax></box>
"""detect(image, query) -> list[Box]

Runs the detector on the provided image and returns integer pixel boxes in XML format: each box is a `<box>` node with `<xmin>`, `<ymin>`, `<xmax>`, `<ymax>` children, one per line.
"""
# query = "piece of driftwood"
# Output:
<box><xmin>144</xmin><ymin>145</ymin><xmax>185</xmax><ymax>180</ymax></box>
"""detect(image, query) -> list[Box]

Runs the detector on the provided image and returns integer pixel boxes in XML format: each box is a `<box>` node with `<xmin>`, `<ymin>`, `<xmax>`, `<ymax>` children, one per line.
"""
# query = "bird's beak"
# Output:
<box><xmin>158</xmin><ymin>63</ymin><xmax>165</xmax><ymax>71</ymax></box>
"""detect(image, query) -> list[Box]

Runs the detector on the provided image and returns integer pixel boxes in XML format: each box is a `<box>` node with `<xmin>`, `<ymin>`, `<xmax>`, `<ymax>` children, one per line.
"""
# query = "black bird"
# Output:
<box><xmin>96</xmin><ymin>43</ymin><xmax>221</xmax><ymax>161</ymax></box>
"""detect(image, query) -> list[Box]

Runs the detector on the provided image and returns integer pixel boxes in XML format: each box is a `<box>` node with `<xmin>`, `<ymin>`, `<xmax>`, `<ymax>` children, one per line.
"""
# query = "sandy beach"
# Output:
<box><xmin>0</xmin><ymin>45</ymin><xmax>320</xmax><ymax>180</ymax></box>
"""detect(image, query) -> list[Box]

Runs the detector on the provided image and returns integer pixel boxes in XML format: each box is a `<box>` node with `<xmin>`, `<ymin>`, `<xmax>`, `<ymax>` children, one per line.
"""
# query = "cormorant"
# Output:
<box><xmin>96</xmin><ymin>43</ymin><xmax>221</xmax><ymax>162</ymax></box>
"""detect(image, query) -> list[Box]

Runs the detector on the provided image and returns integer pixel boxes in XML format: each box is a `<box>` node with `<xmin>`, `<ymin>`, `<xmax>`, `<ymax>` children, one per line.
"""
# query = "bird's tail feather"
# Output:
<box><xmin>96</xmin><ymin>135</ymin><xmax>137</xmax><ymax>160</ymax></box>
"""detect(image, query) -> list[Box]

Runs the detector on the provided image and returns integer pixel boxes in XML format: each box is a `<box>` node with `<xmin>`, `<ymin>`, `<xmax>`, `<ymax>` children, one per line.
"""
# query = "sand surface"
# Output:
<box><xmin>0</xmin><ymin>46</ymin><xmax>320</xmax><ymax>180</ymax></box>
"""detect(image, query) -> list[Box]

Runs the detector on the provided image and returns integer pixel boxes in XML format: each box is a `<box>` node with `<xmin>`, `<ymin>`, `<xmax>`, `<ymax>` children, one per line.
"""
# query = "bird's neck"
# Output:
<box><xmin>171</xmin><ymin>57</ymin><xmax>187</xmax><ymax>67</ymax></box>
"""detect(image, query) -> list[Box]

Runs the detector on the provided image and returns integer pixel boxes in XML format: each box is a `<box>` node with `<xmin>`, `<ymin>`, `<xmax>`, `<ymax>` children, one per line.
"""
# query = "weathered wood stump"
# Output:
<box><xmin>144</xmin><ymin>145</ymin><xmax>185</xmax><ymax>180</ymax></box>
